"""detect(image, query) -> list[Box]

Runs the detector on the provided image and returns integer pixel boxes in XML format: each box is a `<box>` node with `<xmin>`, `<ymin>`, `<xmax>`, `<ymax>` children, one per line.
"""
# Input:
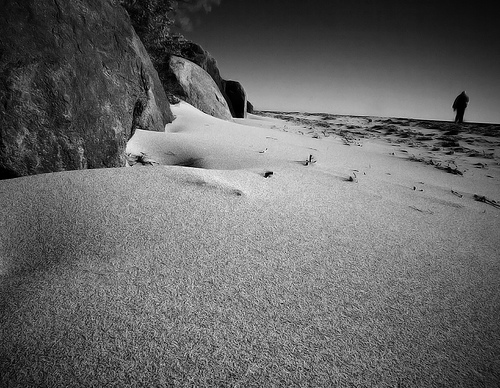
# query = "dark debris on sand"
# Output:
<box><xmin>256</xmin><ymin>111</ymin><xmax>500</xmax><ymax>178</ymax></box>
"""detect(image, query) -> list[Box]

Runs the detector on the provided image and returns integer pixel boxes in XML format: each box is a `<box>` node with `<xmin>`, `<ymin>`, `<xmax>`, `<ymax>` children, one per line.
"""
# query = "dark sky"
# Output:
<box><xmin>182</xmin><ymin>0</ymin><xmax>500</xmax><ymax>122</ymax></box>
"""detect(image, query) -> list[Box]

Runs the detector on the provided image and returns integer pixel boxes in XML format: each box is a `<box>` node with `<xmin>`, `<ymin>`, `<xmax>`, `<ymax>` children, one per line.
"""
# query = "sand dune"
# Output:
<box><xmin>1</xmin><ymin>102</ymin><xmax>499</xmax><ymax>386</ymax></box>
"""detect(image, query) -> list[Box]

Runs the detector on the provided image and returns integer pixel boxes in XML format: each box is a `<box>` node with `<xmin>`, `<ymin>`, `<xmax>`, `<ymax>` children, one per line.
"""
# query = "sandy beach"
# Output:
<box><xmin>1</xmin><ymin>101</ymin><xmax>499</xmax><ymax>386</ymax></box>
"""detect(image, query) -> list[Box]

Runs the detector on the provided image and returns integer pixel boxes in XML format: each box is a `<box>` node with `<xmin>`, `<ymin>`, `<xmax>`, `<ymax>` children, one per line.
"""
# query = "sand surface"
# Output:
<box><xmin>1</xmin><ymin>102</ymin><xmax>499</xmax><ymax>386</ymax></box>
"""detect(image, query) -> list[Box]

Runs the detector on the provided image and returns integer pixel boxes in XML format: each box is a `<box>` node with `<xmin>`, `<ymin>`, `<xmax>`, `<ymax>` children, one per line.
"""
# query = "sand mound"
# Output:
<box><xmin>1</xmin><ymin>102</ymin><xmax>499</xmax><ymax>386</ymax></box>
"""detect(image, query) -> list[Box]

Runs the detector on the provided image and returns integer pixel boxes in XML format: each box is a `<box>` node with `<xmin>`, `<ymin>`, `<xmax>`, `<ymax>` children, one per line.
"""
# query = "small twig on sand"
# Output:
<box><xmin>436</xmin><ymin>165</ymin><xmax>463</xmax><ymax>175</ymax></box>
<box><xmin>304</xmin><ymin>154</ymin><xmax>317</xmax><ymax>166</ymax></box>
<box><xmin>126</xmin><ymin>152</ymin><xmax>158</xmax><ymax>166</ymax></box>
<box><xmin>344</xmin><ymin>172</ymin><xmax>357</xmax><ymax>183</ymax></box>
<box><xmin>473</xmin><ymin>194</ymin><xmax>500</xmax><ymax>209</ymax></box>
<box><xmin>409</xmin><ymin>205</ymin><xmax>433</xmax><ymax>214</ymax></box>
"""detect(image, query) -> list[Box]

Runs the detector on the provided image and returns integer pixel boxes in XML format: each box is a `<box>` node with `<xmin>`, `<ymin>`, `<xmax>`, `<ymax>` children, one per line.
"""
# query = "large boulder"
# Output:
<box><xmin>164</xmin><ymin>56</ymin><xmax>232</xmax><ymax>120</ymax></box>
<box><xmin>173</xmin><ymin>41</ymin><xmax>226</xmax><ymax>95</ymax></box>
<box><xmin>159</xmin><ymin>39</ymin><xmax>247</xmax><ymax>119</ymax></box>
<box><xmin>0</xmin><ymin>0</ymin><xmax>173</xmax><ymax>179</ymax></box>
<box><xmin>224</xmin><ymin>80</ymin><xmax>247</xmax><ymax>119</ymax></box>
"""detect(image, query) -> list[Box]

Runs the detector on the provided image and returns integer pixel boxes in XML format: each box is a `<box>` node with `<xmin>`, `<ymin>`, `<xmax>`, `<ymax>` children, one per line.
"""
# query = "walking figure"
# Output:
<box><xmin>452</xmin><ymin>91</ymin><xmax>469</xmax><ymax>123</ymax></box>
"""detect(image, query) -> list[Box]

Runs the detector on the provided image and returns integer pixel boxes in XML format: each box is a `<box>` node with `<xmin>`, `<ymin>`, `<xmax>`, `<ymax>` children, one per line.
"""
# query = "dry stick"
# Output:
<box><xmin>304</xmin><ymin>154</ymin><xmax>316</xmax><ymax>165</ymax></box>
<box><xmin>409</xmin><ymin>205</ymin><xmax>434</xmax><ymax>214</ymax></box>
<box><xmin>473</xmin><ymin>194</ymin><xmax>500</xmax><ymax>209</ymax></box>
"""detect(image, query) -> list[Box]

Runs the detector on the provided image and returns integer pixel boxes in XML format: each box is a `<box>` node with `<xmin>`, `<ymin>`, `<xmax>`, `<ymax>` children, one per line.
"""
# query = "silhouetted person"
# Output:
<box><xmin>452</xmin><ymin>91</ymin><xmax>469</xmax><ymax>123</ymax></box>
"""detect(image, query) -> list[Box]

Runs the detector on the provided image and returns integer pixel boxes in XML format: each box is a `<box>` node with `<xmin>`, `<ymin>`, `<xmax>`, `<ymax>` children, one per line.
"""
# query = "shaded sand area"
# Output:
<box><xmin>1</xmin><ymin>102</ymin><xmax>499</xmax><ymax>386</ymax></box>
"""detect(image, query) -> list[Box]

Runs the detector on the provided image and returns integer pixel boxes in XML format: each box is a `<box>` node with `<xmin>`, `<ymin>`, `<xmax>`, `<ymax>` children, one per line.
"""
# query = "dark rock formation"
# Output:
<box><xmin>247</xmin><ymin>101</ymin><xmax>254</xmax><ymax>114</ymax></box>
<box><xmin>224</xmin><ymin>81</ymin><xmax>247</xmax><ymax>119</ymax></box>
<box><xmin>164</xmin><ymin>56</ymin><xmax>232</xmax><ymax>120</ymax></box>
<box><xmin>0</xmin><ymin>0</ymin><xmax>173</xmax><ymax>179</ymax></box>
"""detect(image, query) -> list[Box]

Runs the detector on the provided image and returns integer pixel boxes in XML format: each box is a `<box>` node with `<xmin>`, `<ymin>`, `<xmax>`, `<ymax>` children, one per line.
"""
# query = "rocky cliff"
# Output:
<box><xmin>0</xmin><ymin>0</ymin><xmax>173</xmax><ymax>179</ymax></box>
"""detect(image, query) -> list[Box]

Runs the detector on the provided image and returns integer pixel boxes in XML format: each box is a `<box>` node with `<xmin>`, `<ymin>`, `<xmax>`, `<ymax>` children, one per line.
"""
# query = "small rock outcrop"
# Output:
<box><xmin>0</xmin><ymin>0</ymin><xmax>173</xmax><ymax>179</ymax></box>
<box><xmin>247</xmin><ymin>101</ymin><xmax>254</xmax><ymax>114</ymax></box>
<box><xmin>224</xmin><ymin>80</ymin><xmax>247</xmax><ymax>119</ymax></box>
<box><xmin>164</xmin><ymin>56</ymin><xmax>232</xmax><ymax>120</ymax></box>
